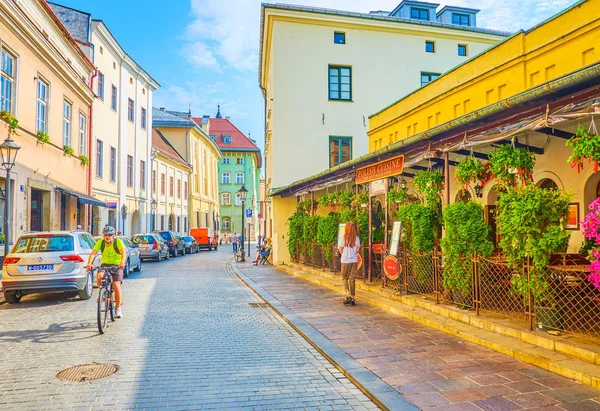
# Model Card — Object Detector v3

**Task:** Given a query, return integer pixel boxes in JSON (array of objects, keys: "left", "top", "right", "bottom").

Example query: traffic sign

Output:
[
  {"left": 246, "top": 209, "right": 253, "bottom": 218},
  {"left": 257, "top": 213, "right": 262, "bottom": 219}
]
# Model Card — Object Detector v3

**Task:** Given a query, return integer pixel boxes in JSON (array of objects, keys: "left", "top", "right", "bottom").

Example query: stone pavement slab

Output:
[
  {"left": 237, "top": 262, "right": 600, "bottom": 410},
  {"left": 0, "top": 248, "right": 377, "bottom": 410}
]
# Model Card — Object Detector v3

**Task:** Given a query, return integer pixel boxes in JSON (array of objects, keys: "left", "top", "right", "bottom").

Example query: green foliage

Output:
[
  {"left": 317, "top": 213, "right": 340, "bottom": 263},
  {"left": 0, "top": 233, "right": 5, "bottom": 244},
  {"left": 496, "top": 186, "right": 571, "bottom": 303},
  {"left": 357, "top": 210, "right": 369, "bottom": 247},
  {"left": 287, "top": 212, "right": 308, "bottom": 258},
  {"left": 0, "top": 111, "right": 18, "bottom": 134},
  {"left": 79, "top": 154, "right": 90, "bottom": 166},
  {"left": 566, "top": 124, "right": 600, "bottom": 173},
  {"left": 296, "top": 199, "right": 317, "bottom": 214},
  {"left": 441, "top": 201, "right": 493, "bottom": 295},
  {"left": 337, "top": 191, "right": 354, "bottom": 208},
  {"left": 354, "top": 191, "right": 368, "bottom": 207},
  {"left": 387, "top": 187, "right": 411, "bottom": 204},
  {"left": 414, "top": 169, "right": 443, "bottom": 209},
  {"left": 396, "top": 203, "right": 435, "bottom": 253},
  {"left": 36, "top": 130, "right": 50, "bottom": 144},
  {"left": 488, "top": 144, "right": 535, "bottom": 188},
  {"left": 303, "top": 215, "right": 321, "bottom": 257},
  {"left": 454, "top": 155, "right": 486, "bottom": 189},
  {"left": 63, "top": 145, "right": 74, "bottom": 155}
]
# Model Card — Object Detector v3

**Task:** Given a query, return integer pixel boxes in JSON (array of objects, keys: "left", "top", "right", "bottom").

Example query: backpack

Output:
[{"left": 100, "top": 239, "right": 121, "bottom": 253}]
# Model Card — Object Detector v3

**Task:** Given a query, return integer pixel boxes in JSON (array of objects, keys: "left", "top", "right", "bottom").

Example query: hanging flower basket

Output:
[
  {"left": 488, "top": 144, "right": 535, "bottom": 188},
  {"left": 455, "top": 154, "right": 486, "bottom": 189},
  {"left": 566, "top": 122, "right": 600, "bottom": 174}
]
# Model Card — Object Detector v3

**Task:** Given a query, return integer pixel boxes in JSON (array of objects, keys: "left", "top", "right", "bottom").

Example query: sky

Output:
[{"left": 56, "top": 0, "right": 577, "bottom": 157}]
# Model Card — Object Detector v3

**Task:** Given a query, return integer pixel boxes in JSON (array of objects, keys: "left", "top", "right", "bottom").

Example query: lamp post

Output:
[
  {"left": 237, "top": 185, "right": 248, "bottom": 261},
  {"left": 120, "top": 204, "right": 127, "bottom": 236},
  {"left": 1, "top": 134, "right": 21, "bottom": 258},
  {"left": 151, "top": 199, "right": 157, "bottom": 231}
]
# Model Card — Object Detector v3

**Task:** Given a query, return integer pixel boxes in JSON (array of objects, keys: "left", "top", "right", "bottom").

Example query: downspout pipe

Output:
[
  {"left": 87, "top": 67, "right": 98, "bottom": 230},
  {"left": 260, "top": 84, "right": 268, "bottom": 237}
]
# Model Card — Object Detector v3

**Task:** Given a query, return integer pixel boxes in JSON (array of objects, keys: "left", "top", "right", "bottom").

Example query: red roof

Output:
[{"left": 192, "top": 117, "right": 260, "bottom": 151}]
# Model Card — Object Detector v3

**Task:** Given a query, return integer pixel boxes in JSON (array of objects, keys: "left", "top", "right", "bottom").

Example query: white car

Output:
[{"left": 1, "top": 231, "right": 102, "bottom": 304}]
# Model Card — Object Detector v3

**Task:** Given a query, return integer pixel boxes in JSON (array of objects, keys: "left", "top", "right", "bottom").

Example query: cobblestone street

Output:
[{"left": 0, "top": 248, "right": 377, "bottom": 410}]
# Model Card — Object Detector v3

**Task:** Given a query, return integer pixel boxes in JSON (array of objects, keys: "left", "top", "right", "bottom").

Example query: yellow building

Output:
[
  {"left": 0, "top": 0, "right": 96, "bottom": 244},
  {"left": 151, "top": 129, "right": 191, "bottom": 234},
  {"left": 153, "top": 108, "right": 220, "bottom": 231},
  {"left": 259, "top": 1, "right": 509, "bottom": 236}
]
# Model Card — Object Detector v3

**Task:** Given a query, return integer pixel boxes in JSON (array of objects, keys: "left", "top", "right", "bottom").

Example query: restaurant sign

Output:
[{"left": 356, "top": 155, "right": 404, "bottom": 184}]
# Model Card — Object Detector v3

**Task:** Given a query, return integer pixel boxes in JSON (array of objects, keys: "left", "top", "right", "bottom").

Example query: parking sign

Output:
[{"left": 246, "top": 209, "right": 253, "bottom": 218}]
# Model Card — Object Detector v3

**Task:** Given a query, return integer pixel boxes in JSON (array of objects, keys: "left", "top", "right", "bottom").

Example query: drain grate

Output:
[
  {"left": 56, "top": 362, "right": 120, "bottom": 382},
  {"left": 248, "top": 302, "right": 268, "bottom": 308}
]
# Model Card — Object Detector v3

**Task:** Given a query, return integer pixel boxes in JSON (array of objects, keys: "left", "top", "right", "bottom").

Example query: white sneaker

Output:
[{"left": 115, "top": 308, "right": 122, "bottom": 319}]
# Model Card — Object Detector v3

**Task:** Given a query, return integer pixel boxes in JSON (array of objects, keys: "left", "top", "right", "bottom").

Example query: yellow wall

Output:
[
  {"left": 368, "top": 0, "right": 600, "bottom": 147},
  {"left": 272, "top": 195, "right": 296, "bottom": 265}
]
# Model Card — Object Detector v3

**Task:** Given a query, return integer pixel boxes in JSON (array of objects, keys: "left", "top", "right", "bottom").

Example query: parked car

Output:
[
  {"left": 182, "top": 236, "right": 200, "bottom": 254},
  {"left": 153, "top": 231, "right": 185, "bottom": 257},
  {"left": 93, "top": 236, "right": 142, "bottom": 277},
  {"left": 1, "top": 231, "right": 101, "bottom": 304},
  {"left": 189, "top": 227, "right": 218, "bottom": 251},
  {"left": 132, "top": 233, "right": 170, "bottom": 262}
]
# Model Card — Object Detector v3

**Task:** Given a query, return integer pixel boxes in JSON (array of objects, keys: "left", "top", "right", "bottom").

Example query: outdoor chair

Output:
[{"left": 258, "top": 252, "right": 272, "bottom": 266}]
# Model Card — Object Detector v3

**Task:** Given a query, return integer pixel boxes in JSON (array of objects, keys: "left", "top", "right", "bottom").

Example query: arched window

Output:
[
  {"left": 539, "top": 178, "right": 558, "bottom": 190},
  {"left": 222, "top": 172, "right": 230, "bottom": 184},
  {"left": 221, "top": 193, "right": 231, "bottom": 206},
  {"left": 235, "top": 193, "right": 243, "bottom": 206},
  {"left": 236, "top": 172, "right": 244, "bottom": 185},
  {"left": 222, "top": 217, "right": 231, "bottom": 232},
  {"left": 455, "top": 189, "right": 471, "bottom": 203}
]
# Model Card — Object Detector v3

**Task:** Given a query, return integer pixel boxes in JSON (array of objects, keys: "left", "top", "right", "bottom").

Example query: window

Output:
[
  {"left": 222, "top": 217, "right": 231, "bottom": 231},
  {"left": 62, "top": 101, "right": 72, "bottom": 147},
  {"left": 184, "top": 181, "right": 188, "bottom": 198},
  {"left": 223, "top": 135, "right": 232, "bottom": 144},
  {"left": 141, "top": 107, "right": 147, "bottom": 129},
  {"left": 237, "top": 157, "right": 244, "bottom": 165},
  {"left": 452, "top": 13, "right": 470, "bottom": 26},
  {"left": 177, "top": 216, "right": 181, "bottom": 233},
  {"left": 177, "top": 179, "right": 181, "bottom": 198},
  {"left": 222, "top": 193, "right": 231, "bottom": 206},
  {"left": 421, "top": 72, "right": 441, "bottom": 86},
  {"left": 328, "top": 65, "right": 351, "bottom": 101},
  {"left": 160, "top": 215, "right": 165, "bottom": 230},
  {"left": 96, "top": 139, "right": 103, "bottom": 178},
  {"left": 36, "top": 79, "right": 49, "bottom": 133},
  {"left": 411, "top": 7, "right": 429, "bottom": 20},
  {"left": 235, "top": 193, "right": 243, "bottom": 206},
  {"left": 169, "top": 176, "right": 174, "bottom": 196},
  {"left": 110, "top": 147, "right": 117, "bottom": 182},
  {"left": 223, "top": 158, "right": 230, "bottom": 164},
  {"left": 222, "top": 172, "right": 231, "bottom": 184},
  {"left": 140, "top": 160, "right": 146, "bottom": 190},
  {"left": 236, "top": 172, "right": 244, "bottom": 185},
  {"left": 458, "top": 44, "right": 468, "bottom": 57},
  {"left": 425, "top": 41, "right": 435, "bottom": 53},
  {"left": 128, "top": 98, "right": 134, "bottom": 122},
  {"left": 209, "top": 134, "right": 216, "bottom": 141},
  {"left": 127, "top": 155, "right": 133, "bottom": 187},
  {"left": 334, "top": 32, "right": 345, "bottom": 44},
  {"left": 329, "top": 136, "right": 352, "bottom": 168},
  {"left": 1, "top": 49, "right": 16, "bottom": 113},
  {"left": 111, "top": 85, "right": 117, "bottom": 111},
  {"left": 97, "top": 72, "right": 104, "bottom": 100},
  {"left": 78, "top": 113, "right": 87, "bottom": 155},
  {"left": 160, "top": 173, "right": 166, "bottom": 195}
]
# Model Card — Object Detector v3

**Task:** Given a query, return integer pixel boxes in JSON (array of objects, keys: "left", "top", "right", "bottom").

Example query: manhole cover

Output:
[
  {"left": 56, "top": 362, "right": 120, "bottom": 382},
  {"left": 248, "top": 302, "right": 268, "bottom": 308}
]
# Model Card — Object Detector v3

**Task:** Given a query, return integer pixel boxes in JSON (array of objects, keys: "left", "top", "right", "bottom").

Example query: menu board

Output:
[
  {"left": 337, "top": 223, "right": 347, "bottom": 247},
  {"left": 389, "top": 221, "right": 402, "bottom": 256}
]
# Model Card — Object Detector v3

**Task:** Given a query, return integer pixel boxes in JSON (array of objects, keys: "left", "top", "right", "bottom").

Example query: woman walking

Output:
[{"left": 338, "top": 222, "right": 360, "bottom": 305}]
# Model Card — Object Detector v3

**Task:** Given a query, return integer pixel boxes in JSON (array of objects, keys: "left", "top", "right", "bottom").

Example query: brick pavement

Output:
[
  {"left": 0, "top": 248, "right": 377, "bottom": 410},
  {"left": 239, "top": 263, "right": 600, "bottom": 411}
]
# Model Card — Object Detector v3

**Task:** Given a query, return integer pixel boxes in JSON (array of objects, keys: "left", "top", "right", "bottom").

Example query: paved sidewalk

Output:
[{"left": 239, "top": 263, "right": 600, "bottom": 411}]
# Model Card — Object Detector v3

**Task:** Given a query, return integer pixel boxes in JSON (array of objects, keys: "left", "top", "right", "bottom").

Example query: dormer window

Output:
[
  {"left": 410, "top": 8, "right": 429, "bottom": 20},
  {"left": 452, "top": 13, "right": 470, "bottom": 26},
  {"left": 209, "top": 134, "right": 216, "bottom": 141},
  {"left": 223, "top": 135, "right": 232, "bottom": 144}
]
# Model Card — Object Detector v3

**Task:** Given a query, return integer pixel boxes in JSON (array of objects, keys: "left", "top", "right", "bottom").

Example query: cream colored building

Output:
[
  {"left": 151, "top": 129, "right": 190, "bottom": 234},
  {"left": 153, "top": 108, "right": 220, "bottom": 231},
  {"left": 49, "top": 4, "right": 160, "bottom": 236},
  {"left": 259, "top": 1, "right": 509, "bottom": 234},
  {"left": 0, "top": 0, "right": 96, "bottom": 243}
]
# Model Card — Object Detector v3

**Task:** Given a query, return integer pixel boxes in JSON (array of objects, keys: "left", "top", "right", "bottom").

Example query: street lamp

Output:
[
  {"left": 120, "top": 204, "right": 127, "bottom": 236},
  {"left": 151, "top": 199, "right": 157, "bottom": 231},
  {"left": 237, "top": 185, "right": 248, "bottom": 261},
  {"left": 400, "top": 177, "right": 407, "bottom": 191},
  {"left": 1, "top": 134, "right": 21, "bottom": 257}
]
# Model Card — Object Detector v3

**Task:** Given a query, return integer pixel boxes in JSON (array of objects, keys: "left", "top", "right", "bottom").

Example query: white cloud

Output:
[{"left": 182, "top": 42, "right": 221, "bottom": 71}]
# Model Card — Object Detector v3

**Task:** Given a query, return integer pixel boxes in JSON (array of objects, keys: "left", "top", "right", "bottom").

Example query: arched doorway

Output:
[{"left": 131, "top": 210, "right": 141, "bottom": 235}]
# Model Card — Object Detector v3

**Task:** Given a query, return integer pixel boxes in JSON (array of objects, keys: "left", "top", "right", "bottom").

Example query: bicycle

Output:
[
  {"left": 234, "top": 247, "right": 245, "bottom": 262},
  {"left": 94, "top": 265, "right": 119, "bottom": 334}
]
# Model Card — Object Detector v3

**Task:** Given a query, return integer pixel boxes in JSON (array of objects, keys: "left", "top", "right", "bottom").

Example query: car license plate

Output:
[{"left": 27, "top": 264, "right": 54, "bottom": 271}]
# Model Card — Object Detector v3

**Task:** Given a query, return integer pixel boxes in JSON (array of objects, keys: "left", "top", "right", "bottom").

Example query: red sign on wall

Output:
[
  {"left": 356, "top": 155, "right": 404, "bottom": 184},
  {"left": 383, "top": 255, "right": 400, "bottom": 281}
]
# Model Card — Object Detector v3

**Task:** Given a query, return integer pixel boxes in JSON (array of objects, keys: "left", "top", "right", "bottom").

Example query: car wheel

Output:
[
  {"left": 134, "top": 258, "right": 141, "bottom": 272},
  {"left": 156, "top": 252, "right": 162, "bottom": 262},
  {"left": 4, "top": 291, "right": 22, "bottom": 304},
  {"left": 172, "top": 248, "right": 177, "bottom": 258},
  {"left": 124, "top": 260, "right": 130, "bottom": 278},
  {"left": 78, "top": 272, "right": 93, "bottom": 300}
]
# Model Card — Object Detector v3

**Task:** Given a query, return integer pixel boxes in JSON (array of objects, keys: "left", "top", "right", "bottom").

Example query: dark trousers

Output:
[{"left": 233, "top": 243, "right": 238, "bottom": 253}]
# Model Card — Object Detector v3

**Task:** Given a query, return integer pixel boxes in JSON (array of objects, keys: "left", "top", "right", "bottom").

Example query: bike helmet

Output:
[{"left": 102, "top": 226, "right": 116, "bottom": 236}]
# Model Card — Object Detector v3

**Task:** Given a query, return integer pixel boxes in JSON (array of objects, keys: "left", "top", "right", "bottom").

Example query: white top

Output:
[{"left": 340, "top": 236, "right": 360, "bottom": 264}]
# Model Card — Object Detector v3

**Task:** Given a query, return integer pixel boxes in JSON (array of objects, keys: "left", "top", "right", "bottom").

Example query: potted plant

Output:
[
  {"left": 287, "top": 211, "right": 308, "bottom": 259},
  {"left": 396, "top": 203, "right": 436, "bottom": 285},
  {"left": 0, "top": 110, "right": 19, "bottom": 134},
  {"left": 37, "top": 130, "right": 50, "bottom": 144},
  {"left": 79, "top": 154, "right": 90, "bottom": 166},
  {"left": 455, "top": 155, "right": 486, "bottom": 190},
  {"left": 317, "top": 212, "right": 340, "bottom": 265},
  {"left": 441, "top": 201, "right": 493, "bottom": 308},
  {"left": 488, "top": 144, "right": 535, "bottom": 188},
  {"left": 414, "top": 169, "right": 443, "bottom": 238},
  {"left": 303, "top": 215, "right": 321, "bottom": 260},
  {"left": 63, "top": 145, "right": 74, "bottom": 155},
  {"left": 566, "top": 124, "right": 600, "bottom": 174}
]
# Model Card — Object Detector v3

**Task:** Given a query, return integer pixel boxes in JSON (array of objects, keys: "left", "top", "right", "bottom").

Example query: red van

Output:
[{"left": 189, "top": 227, "right": 218, "bottom": 251}]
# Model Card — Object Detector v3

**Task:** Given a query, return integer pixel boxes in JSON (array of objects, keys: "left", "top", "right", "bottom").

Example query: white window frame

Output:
[
  {"left": 222, "top": 172, "right": 230, "bottom": 184},
  {"left": 140, "top": 160, "right": 146, "bottom": 190},
  {"left": 128, "top": 98, "right": 135, "bottom": 122},
  {"left": 97, "top": 72, "right": 104, "bottom": 100},
  {"left": 235, "top": 193, "right": 243, "bottom": 206},
  {"left": 111, "top": 85, "right": 117, "bottom": 111},
  {"left": 222, "top": 193, "right": 231, "bottom": 206},
  {"left": 141, "top": 107, "right": 147, "bottom": 129},
  {"left": 36, "top": 78, "right": 49, "bottom": 133},
  {"left": 96, "top": 139, "right": 103, "bottom": 178},
  {"left": 78, "top": 112, "right": 87, "bottom": 155},
  {"left": 127, "top": 155, "right": 133, "bottom": 187},
  {"left": 1, "top": 48, "right": 16, "bottom": 114},
  {"left": 109, "top": 146, "right": 117, "bottom": 182},
  {"left": 62, "top": 100, "right": 72, "bottom": 147},
  {"left": 235, "top": 172, "right": 244, "bottom": 185},
  {"left": 222, "top": 217, "right": 231, "bottom": 232}
]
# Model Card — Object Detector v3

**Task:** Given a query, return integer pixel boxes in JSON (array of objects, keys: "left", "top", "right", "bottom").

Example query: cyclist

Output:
[{"left": 85, "top": 226, "right": 127, "bottom": 318}]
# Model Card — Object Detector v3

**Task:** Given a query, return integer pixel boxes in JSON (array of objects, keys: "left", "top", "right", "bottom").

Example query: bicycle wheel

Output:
[
  {"left": 97, "top": 287, "right": 110, "bottom": 334},
  {"left": 109, "top": 287, "right": 116, "bottom": 322}
]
